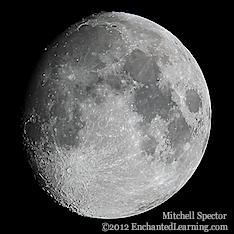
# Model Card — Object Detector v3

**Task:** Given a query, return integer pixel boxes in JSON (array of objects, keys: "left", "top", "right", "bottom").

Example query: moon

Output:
[{"left": 22, "top": 12, "right": 211, "bottom": 219}]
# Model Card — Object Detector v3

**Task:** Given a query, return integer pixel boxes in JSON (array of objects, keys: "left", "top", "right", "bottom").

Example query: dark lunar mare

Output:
[
  {"left": 185, "top": 89, "right": 202, "bottom": 113},
  {"left": 23, "top": 24, "right": 129, "bottom": 150},
  {"left": 123, "top": 48, "right": 192, "bottom": 161}
]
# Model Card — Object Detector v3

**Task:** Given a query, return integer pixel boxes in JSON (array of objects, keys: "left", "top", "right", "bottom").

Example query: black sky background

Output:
[{"left": 10, "top": 3, "right": 228, "bottom": 232}]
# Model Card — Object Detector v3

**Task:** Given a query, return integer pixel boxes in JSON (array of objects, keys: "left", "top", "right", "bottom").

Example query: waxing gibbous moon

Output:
[{"left": 22, "top": 12, "right": 211, "bottom": 219}]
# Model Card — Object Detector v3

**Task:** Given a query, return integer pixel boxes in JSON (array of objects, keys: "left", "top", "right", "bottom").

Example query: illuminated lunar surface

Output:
[{"left": 22, "top": 12, "right": 211, "bottom": 219}]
